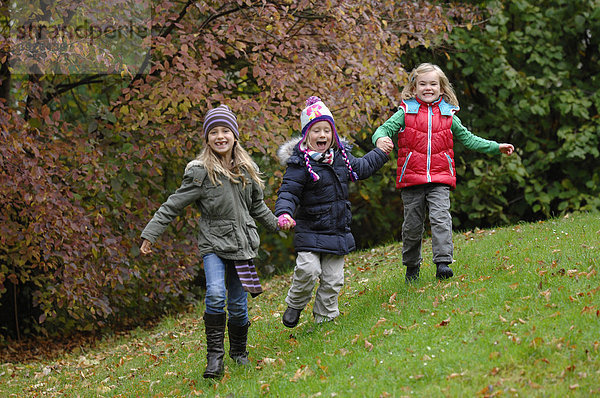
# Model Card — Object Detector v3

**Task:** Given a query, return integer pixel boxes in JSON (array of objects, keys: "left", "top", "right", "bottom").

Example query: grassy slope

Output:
[{"left": 1, "top": 213, "right": 599, "bottom": 397}]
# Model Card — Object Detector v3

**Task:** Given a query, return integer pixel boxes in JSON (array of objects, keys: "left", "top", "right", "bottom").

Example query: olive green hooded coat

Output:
[{"left": 141, "top": 159, "right": 278, "bottom": 260}]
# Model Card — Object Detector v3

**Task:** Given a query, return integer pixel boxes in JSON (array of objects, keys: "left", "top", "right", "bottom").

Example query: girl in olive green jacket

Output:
[{"left": 140, "top": 105, "right": 277, "bottom": 379}]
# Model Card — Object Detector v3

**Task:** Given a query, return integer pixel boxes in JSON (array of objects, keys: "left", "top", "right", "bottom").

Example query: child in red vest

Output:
[{"left": 372, "top": 63, "right": 514, "bottom": 282}]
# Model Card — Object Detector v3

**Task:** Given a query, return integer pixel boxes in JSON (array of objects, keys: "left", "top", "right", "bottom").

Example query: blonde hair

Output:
[
  {"left": 401, "top": 63, "right": 459, "bottom": 107},
  {"left": 198, "top": 141, "right": 265, "bottom": 189}
]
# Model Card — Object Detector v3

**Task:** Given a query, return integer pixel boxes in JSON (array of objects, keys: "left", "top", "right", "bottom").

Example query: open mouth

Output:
[{"left": 315, "top": 140, "right": 329, "bottom": 151}]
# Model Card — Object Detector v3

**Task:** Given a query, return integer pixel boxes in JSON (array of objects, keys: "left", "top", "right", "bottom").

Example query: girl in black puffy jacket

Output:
[{"left": 275, "top": 96, "right": 390, "bottom": 328}]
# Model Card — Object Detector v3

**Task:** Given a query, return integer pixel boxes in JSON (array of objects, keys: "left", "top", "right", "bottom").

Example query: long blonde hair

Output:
[
  {"left": 198, "top": 141, "right": 265, "bottom": 189},
  {"left": 401, "top": 63, "right": 459, "bottom": 107}
]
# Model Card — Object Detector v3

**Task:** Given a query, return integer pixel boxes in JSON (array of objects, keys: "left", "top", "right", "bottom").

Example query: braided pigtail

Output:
[{"left": 340, "top": 147, "right": 358, "bottom": 181}]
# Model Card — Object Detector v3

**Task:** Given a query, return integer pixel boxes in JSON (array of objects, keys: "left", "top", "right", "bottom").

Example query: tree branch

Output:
[{"left": 41, "top": 75, "right": 104, "bottom": 105}]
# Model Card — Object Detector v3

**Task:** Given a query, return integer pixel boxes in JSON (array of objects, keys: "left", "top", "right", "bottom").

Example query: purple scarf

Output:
[{"left": 234, "top": 259, "right": 263, "bottom": 297}]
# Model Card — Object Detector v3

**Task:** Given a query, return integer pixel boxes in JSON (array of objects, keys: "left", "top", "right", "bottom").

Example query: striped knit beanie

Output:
[
  {"left": 299, "top": 96, "right": 358, "bottom": 182},
  {"left": 202, "top": 104, "right": 239, "bottom": 139}
]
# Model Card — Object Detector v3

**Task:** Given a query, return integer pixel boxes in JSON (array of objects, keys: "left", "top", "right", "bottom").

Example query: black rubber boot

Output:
[
  {"left": 436, "top": 263, "right": 454, "bottom": 279},
  {"left": 282, "top": 306, "right": 302, "bottom": 328},
  {"left": 405, "top": 265, "right": 420, "bottom": 283},
  {"left": 203, "top": 312, "right": 226, "bottom": 379},
  {"left": 228, "top": 321, "right": 250, "bottom": 365}
]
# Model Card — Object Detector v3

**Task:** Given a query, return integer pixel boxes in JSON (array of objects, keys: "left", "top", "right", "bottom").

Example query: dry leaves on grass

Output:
[{"left": 290, "top": 365, "right": 315, "bottom": 382}]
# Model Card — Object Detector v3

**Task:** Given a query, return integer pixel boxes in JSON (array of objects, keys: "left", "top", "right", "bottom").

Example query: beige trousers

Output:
[{"left": 285, "top": 251, "right": 345, "bottom": 322}]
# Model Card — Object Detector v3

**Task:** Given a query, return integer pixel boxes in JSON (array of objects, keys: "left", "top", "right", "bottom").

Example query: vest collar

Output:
[{"left": 402, "top": 97, "right": 459, "bottom": 116}]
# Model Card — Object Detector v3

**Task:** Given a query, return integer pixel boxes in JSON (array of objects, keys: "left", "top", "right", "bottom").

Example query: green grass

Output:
[{"left": 1, "top": 213, "right": 599, "bottom": 397}]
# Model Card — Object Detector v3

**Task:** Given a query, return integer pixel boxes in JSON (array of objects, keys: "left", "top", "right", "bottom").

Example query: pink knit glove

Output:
[{"left": 278, "top": 214, "right": 296, "bottom": 230}]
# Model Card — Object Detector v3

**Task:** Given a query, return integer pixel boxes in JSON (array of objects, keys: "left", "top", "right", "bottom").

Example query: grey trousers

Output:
[
  {"left": 401, "top": 184, "right": 454, "bottom": 268},
  {"left": 285, "top": 251, "right": 345, "bottom": 322}
]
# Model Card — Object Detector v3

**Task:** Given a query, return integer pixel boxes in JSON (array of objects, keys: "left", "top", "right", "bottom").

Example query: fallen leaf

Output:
[
  {"left": 581, "top": 306, "right": 596, "bottom": 314},
  {"left": 371, "top": 318, "right": 387, "bottom": 330},
  {"left": 509, "top": 283, "right": 519, "bottom": 290},
  {"left": 548, "top": 311, "right": 561, "bottom": 318},
  {"left": 336, "top": 348, "right": 350, "bottom": 356},
  {"left": 530, "top": 337, "right": 544, "bottom": 348},
  {"left": 388, "top": 293, "right": 397, "bottom": 304},
  {"left": 364, "top": 340, "right": 374, "bottom": 351},
  {"left": 317, "top": 359, "right": 328, "bottom": 374},
  {"left": 539, "top": 289, "right": 551, "bottom": 301},
  {"left": 436, "top": 317, "right": 451, "bottom": 327},
  {"left": 290, "top": 365, "right": 314, "bottom": 382},
  {"left": 528, "top": 380, "right": 542, "bottom": 389},
  {"left": 447, "top": 371, "right": 465, "bottom": 379},
  {"left": 565, "top": 364, "right": 576, "bottom": 372}
]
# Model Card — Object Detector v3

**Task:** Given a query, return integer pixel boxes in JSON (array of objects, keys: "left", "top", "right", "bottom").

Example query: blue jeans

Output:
[{"left": 203, "top": 253, "right": 248, "bottom": 326}]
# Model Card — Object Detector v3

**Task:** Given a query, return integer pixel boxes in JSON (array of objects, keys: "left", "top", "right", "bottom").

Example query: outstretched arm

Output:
[{"left": 372, "top": 108, "right": 404, "bottom": 147}]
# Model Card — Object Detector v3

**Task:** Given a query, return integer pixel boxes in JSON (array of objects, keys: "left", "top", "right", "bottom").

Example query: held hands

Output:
[
  {"left": 499, "top": 143, "right": 515, "bottom": 156},
  {"left": 140, "top": 239, "right": 152, "bottom": 255},
  {"left": 278, "top": 214, "right": 296, "bottom": 230},
  {"left": 376, "top": 137, "right": 394, "bottom": 155}
]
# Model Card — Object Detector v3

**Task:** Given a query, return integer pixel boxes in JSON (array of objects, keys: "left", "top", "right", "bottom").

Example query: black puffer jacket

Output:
[{"left": 275, "top": 137, "right": 388, "bottom": 255}]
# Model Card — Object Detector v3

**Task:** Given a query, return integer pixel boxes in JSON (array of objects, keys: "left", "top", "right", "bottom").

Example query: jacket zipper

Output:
[
  {"left": 445, "top": 153, "right": 454, "bottom": 176},
  {"left": 399, "top": 152, "right": 412, "bottom": 183},
  {"left": 427, "top": 105, "right": 432, "bottom": 183}
]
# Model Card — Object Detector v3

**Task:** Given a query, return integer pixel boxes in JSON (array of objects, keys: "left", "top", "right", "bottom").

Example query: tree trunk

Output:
[{"left": 0, "top": 0, "right": 10, "bottom": 103}]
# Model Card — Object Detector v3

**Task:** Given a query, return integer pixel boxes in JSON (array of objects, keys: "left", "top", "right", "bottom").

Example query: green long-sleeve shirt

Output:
[{"left": 372, "top": 108, "right": 500, "bottom": 155}]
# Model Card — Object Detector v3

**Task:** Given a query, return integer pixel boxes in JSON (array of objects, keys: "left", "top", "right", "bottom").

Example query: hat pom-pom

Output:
[{"left": 305, "top": 96, "right": 321, "bottom": 107}]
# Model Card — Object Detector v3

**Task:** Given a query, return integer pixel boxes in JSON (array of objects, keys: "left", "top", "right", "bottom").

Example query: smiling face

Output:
[
  {"left": 206, "top": 125, "right": 236, "bottom": 160},
  {"left": 414, "top": 70, "right": 443, "bottom": 104},
  {"left": 306, "top": 120, "right": 333, "bottom": 153}
]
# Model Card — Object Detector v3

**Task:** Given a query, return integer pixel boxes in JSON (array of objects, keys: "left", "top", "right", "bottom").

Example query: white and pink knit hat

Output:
[{"left": 299, "top": 96, "right": 358, "bottom": 182}]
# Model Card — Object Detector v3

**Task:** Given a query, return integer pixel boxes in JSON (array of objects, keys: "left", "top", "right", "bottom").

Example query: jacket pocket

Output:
[
  {"left": 399, "top": 152, "right": 412, "bottom": 183},
  {"left": 303, "top": 204, "right": 332, "bottom": 231},
  {"left": 444, "top": 153, "right": 454, "bottom": 177},
  {"left": 245, "top": 220, "right": 260, "bottom": 251},
  {"left": 209, "top": 221, "right": 238, "bottom": 253}
]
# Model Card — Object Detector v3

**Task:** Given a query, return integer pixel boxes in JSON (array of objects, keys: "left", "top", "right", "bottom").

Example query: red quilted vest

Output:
[{"left": 396, "top": 97, "right": 459, "bottom": 189}]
